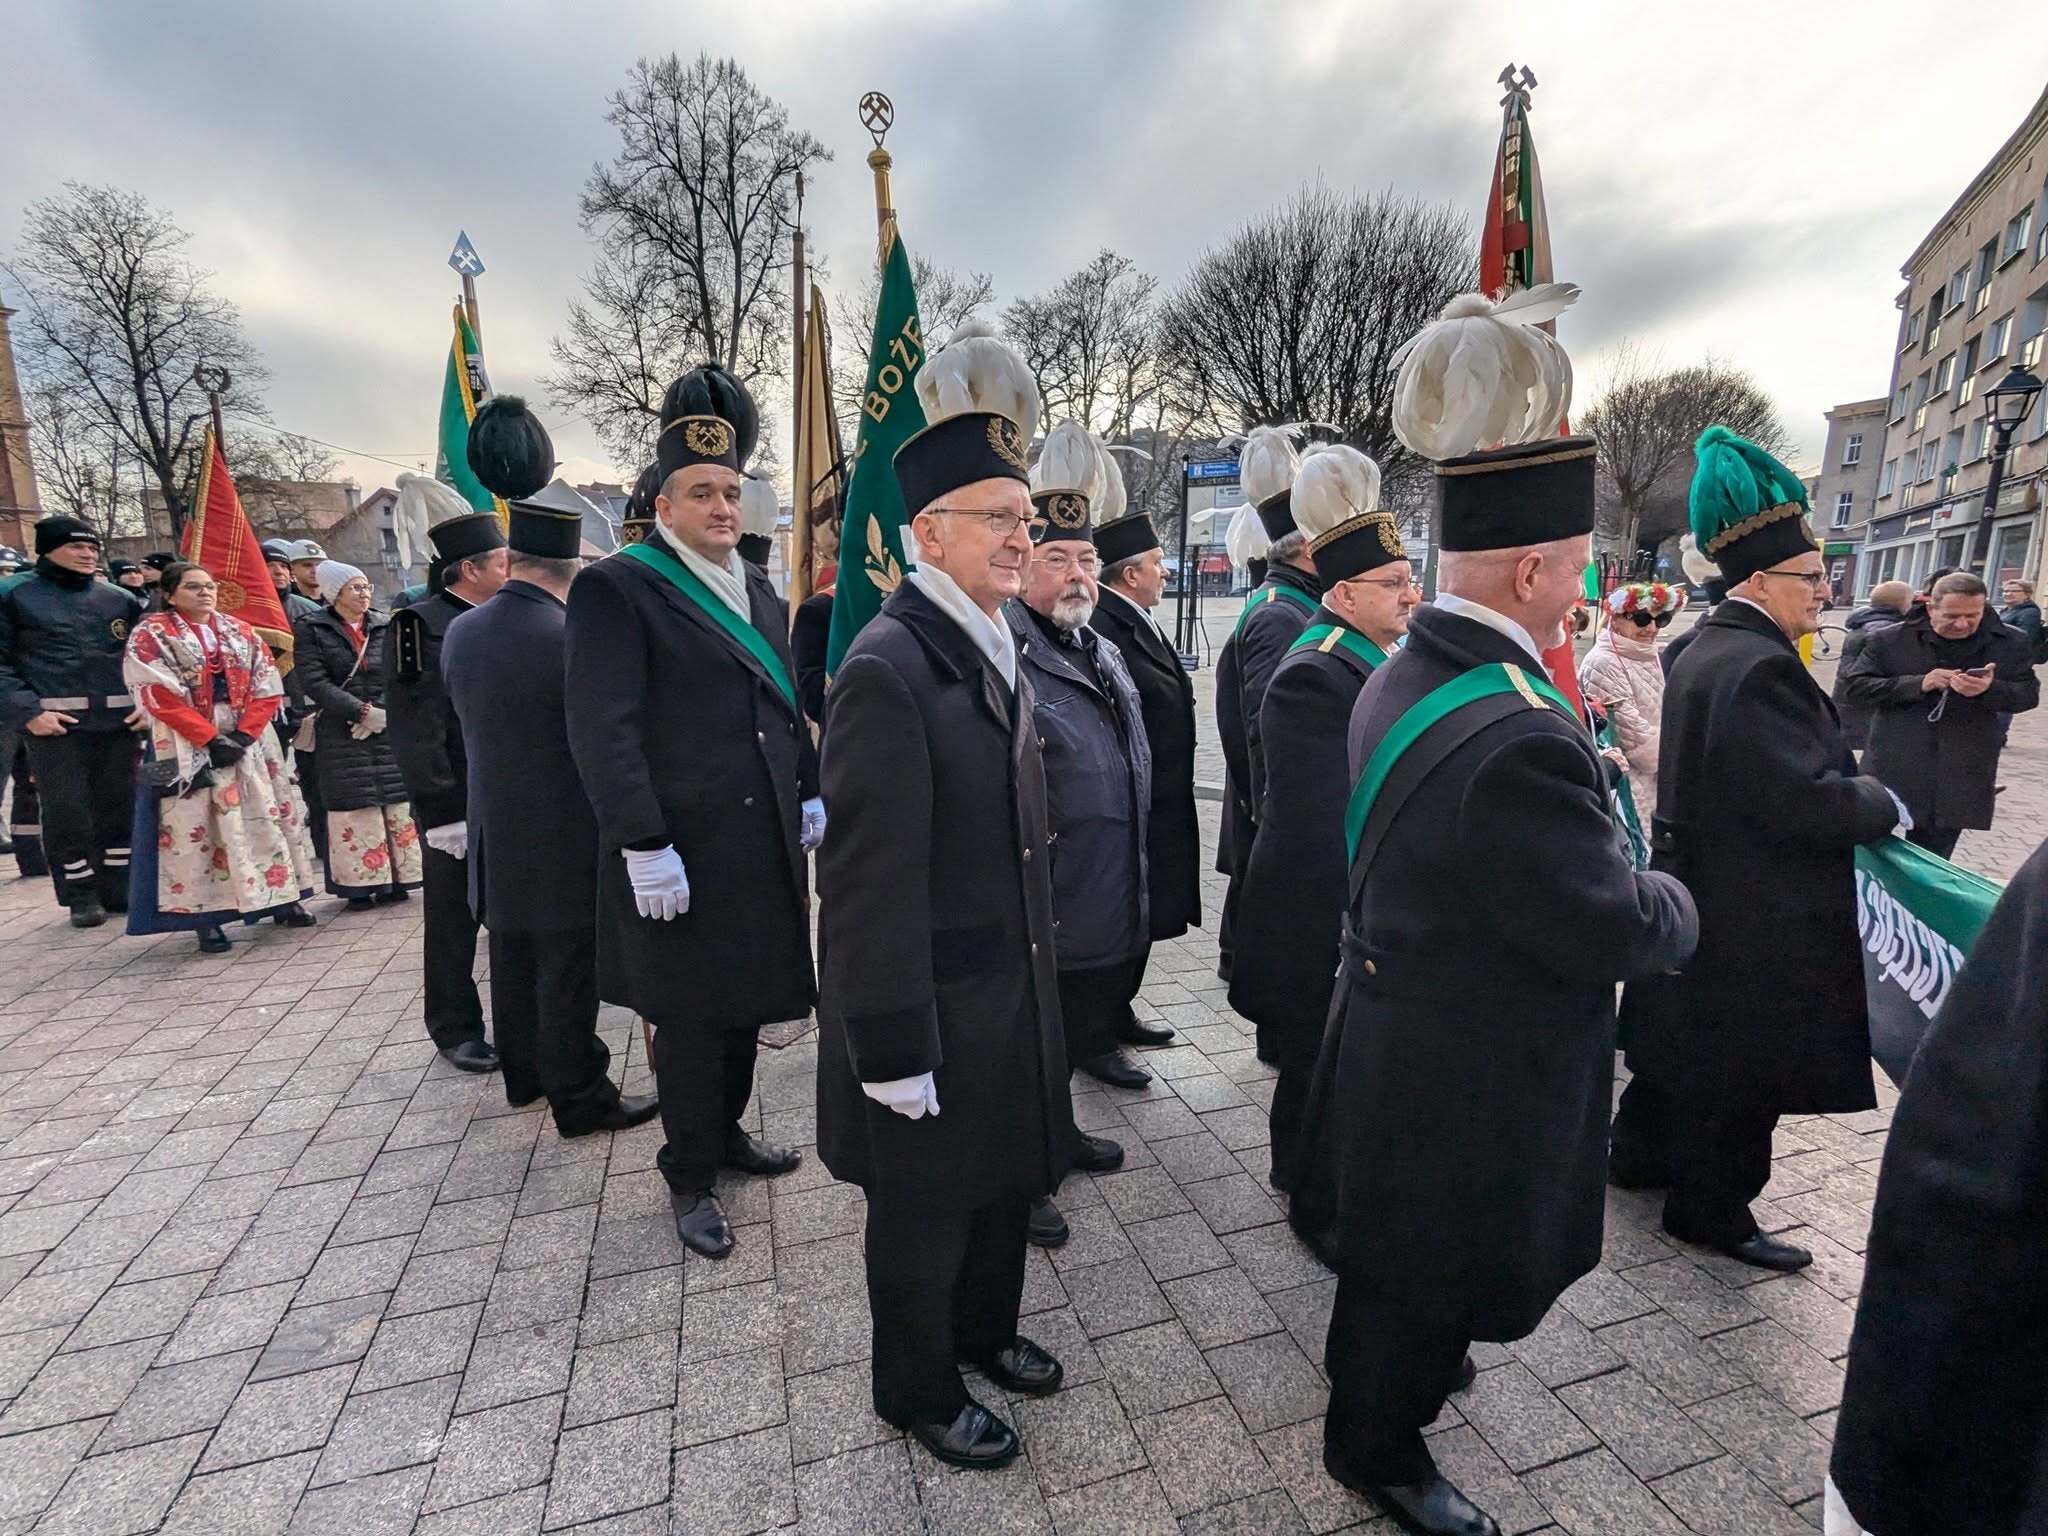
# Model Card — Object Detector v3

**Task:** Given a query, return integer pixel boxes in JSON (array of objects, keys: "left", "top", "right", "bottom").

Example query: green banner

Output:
[
  {"left": 436, "top": 304, "right": 504, "bottom": 521},
  {"left": 825, "top": 232, "right": 927, "bottom": 673},
  {"left": 1855, "top": 837, "right": 2001, "bottom": 1085}
]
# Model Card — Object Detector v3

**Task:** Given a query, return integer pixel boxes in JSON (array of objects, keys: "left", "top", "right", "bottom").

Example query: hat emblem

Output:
[
  {"left": 987, "top": 416, "right": 1027, "bottom": 472},
  {"left": 1373, "top": 515, "right": 1402, "bottom": 556},
  {"left": 1045, "top": 492, "right": 1089, "bottom": 531},
  {"left": 683, "top": 419, "right": 733, "bottom": 459}
]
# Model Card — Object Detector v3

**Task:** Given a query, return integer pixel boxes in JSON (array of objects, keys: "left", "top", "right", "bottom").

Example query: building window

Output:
[
  {"left": 1903, "top": 308, "right": 1924, "bottom": 350},
  {"left": 1987, "top": 312, "right": 2014, "bottom": 362},
  {"left": 1917, "top": 441, "right": 1941, "bottom": 482},
  {"left": 1832, "top": 491, "right": 1853, "bottom": 528},
  {"left": 2004, "top": 205, "right": 2034, "bottom": 263},
  {"left": 1842, "top": 432, "right": 1863, "bottom": 466},
  {"left": 1878, "top": 457, "right": 1899, "bottom": 496},
  {"left": 1970, "top": 415, "right": 1992, "bottom": 460},
  {"left": 1937, "top": 533, "right": 1968, "bottom": 571},
  {"left": 1933, "top": 352, "right": 1956, "bottom": 397},
  {"left": 1911, "top": 370, "right": 1932, "bottom": 431},
  {"left": 1958, "top": 336, "right": 1981, "bottom": 406},
  {"left": 1891, "top": 383, "right": 1911, "bottom": 421},
  {"left": 1973, "top": 241, "right": 1996, "bottom": 314},
  {"left": 1947, "top": 265, "right": 1970, "bottom": 311}
]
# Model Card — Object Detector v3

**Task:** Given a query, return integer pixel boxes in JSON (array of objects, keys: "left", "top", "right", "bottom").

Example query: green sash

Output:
[
  {"left": 619, "top": 541, "right": 799, "bottom": 716},
  {"left": 1343, "top": 662, "right": 1577, "bottom": 862},
  {"left": 1231, "top": 582, "right": 1316, "bottom": 638},
  {"left": 1288, "top": 622, "right": 1387, "bottom": 670}
]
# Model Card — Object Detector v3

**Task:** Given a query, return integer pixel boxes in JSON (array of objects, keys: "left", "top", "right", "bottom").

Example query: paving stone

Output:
[
  {"left": 0, "top": 1322, "right": 66, "bottom": 1398},
  {"left": 1147, "top": 1131, "right": 1243, "bottom": 1185},
  {"left": 1176, "top": 1488, "right": 1310, "bottom": 1535},
  {"left": 1136, "top": 1395, "right": 1278, "bottom": 1517},
  {"left": 37, "top": 1208, "right": 170, "bottom": 1271},
  {"left": 674, "top": 1340, "right": 781, "bottom": 1445},
  {"left": 1218, "top": 1223, "right": 1327, "bottom": 1294},
  {"left": 124, "top": 1213, "right": 251, "bottom": 1281},
  {"left": 209, "top": 1225, "right": 328, "bottom": 1293},
  {"left": 455, "top": 1316, "right": 579, "bottom": 1412},
  {"left": 481, "top": 1254, "right": 586, "bottom": 1335},
  {"left": 785, "top": 1359, "right": 901, "bottom": 1466},
  {"left": 1746, "top": 1274, "right": 1857, "bottom": 1359},
  {"left": 1456, "top": 1361, "right": 1600, "bottom": 1473},
  {"left": 96, "top": 1345, "right": 257, "bottom": 1451},
  {"left": 356, "top": 1300, "right": 484, "bottom": 1391},
  {"left": 389, "top": 1239, "right": 502, "bottom": 1316},
  {"left": 297, "top": 1231, "right": 415, "bottom": 1305},
  {"left": 1685, "top": 1384, "right": 1832, "bottom": 1504},
  {"left": 914, "top": 1443, "right": 1054, "bottom": 1535},
  {"left": 287, "top": 1462, "right": 433, "bottom": 1535},
  {"left": 1650, "top": 1453, "right": 1817, "bottom": 1536},
  {"left": 1626, "top": 1259, "right": 1766, "bottom": 1337},
  {"left": 678, "top": 1277, "right": 780, "bottom": 1363},
  {"left": 412, "top": 1487, "right": 546, "bottom": 1536},
  {"left": 505, "top": 1202, "right": 601, "bottom": 1269},
  {"left": 1506, "top": 1306, "right": 1625, "bottom": 1389},
  {"left": 1096, "top": 1319, "right": 1222, "bottom": 1419},
  {"left": 1556, "top": 1366, "right": 1720, "bottom": 1480},
  {"left": 0, "top": 1418, "right": 105, "bottom": 1522},
  {"left": 0, "top": 1334, "right": 159, "bottom": 1433},
  {"left": 1046, "top": 1199, "right": 1140, "bottom": 1273},
  {"left": 669, "top": 1422, "right": 796, "bottom": 1534},
  {"left": 1597, "top": 1309, "right": 1755, "bottom": 1407},
  {"left": 1706, "top": 1320, "right": 1846, "bottom": 1418},
  {"left": 1161, "top": 1266, "right": 1283, "bottom": 1351},
  {"left": 156, "top": 1447, "right": 319, "bottom": 1536},
  {"left": 313, "top": 1371, "right": 460, "bottom": 1484},
  {"left": 542, "top": 1406, "right": 671, "bottom": 1530},
  {"left": 1204, "top": 1330, "right": 1328, "bottom": 1433},
  {"left": 329, "top": 1184, "right": 438, "bottom": 1247},
  {"left": 425, "top": 1391, "right": 564, "bottom": 1511},
  {"left": 1556, "top": 1265, "right": 1660, "bottom": 1330},
  {"left": 252, "top": 1291, "right": 387, "bottom": 1379},
  {"left": 782, "top": 1278, "right": 872, "bottom": 1376},
  {"left": 33, "top": 1428, "right": 207, "bottom": 1536},
  {"left": 1265, "top": 1278, "right": 1336, "bottom": 1364},
  {"left": 584, "top": 1263, "right": 684, "bottom": 1346},
  {"left": 1095, "top": 1165, "right": 1195, "bottom": 1225},
  {"left": 1062, "top": 1255, "right": 1175, "bottom": 1340},
  {"left": 198, "top": 1358, "right": 358, "bottom": 1471},
  {"left": 158, "top": 1276, "right": 298, "bottom": 1363},
  {"left": 793, "top": 1439, "right": 919, "bottom": 1536},
  {"left": 1126, "top": 1211, "right": 1233, "bottom": 1284},
  {"left": 1522, "top": 1447, "right": 1692, "bottom": 1535}
]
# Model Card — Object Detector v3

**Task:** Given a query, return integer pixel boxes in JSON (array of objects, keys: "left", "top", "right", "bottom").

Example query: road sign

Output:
[{"left": 1186, "top": 459, "right": 1239, "bottom": 482}]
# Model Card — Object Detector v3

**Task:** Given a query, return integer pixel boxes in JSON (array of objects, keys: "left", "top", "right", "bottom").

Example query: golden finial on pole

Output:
[{"left": 859, "top": 91, "right": 896, "bottom": 259}]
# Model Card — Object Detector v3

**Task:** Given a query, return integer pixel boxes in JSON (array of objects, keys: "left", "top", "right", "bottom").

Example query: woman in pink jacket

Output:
[{"left": 1579, "top": 581, "right": 1686, "bottom": 823}]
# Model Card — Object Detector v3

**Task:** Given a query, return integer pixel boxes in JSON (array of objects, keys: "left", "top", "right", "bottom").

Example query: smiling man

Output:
[{"left": 564, "top": 364, "right": 818, "bottom": 1262}]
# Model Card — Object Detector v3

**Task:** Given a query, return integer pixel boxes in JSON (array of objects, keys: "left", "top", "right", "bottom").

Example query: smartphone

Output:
[{"left": 1966, "top": 664, "right": 1995, "bottom": 677}]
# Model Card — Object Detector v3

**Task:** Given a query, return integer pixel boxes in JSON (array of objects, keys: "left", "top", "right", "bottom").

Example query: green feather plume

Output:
[{"left": 1688, "top": 425, "right": 1807, "bottom": 550}]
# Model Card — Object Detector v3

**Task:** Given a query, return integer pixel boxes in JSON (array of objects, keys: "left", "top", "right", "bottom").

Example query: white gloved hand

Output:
[
  {"left": 425, "top": 821, "right": 468, "bottom": 859},
  {"left": 800, "top": 797, "right": 826, "bottom": 852},
  {"left": 621, "top": 844, "right": 690, "bottom": 920},
  {"left": 359, "top": 705, "right": 387, "bottom": 735},
  {"left": 861, "top": 1072, "right": 940, "bottom": 1120},
  {"left": 1884, "top": 788, "right": 1914, "bottom": 835}
]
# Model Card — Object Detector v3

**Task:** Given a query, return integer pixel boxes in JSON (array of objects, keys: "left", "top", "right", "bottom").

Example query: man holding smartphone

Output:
[{"left": 1842, "top": 569, "right": 2039, "bottom": 859}]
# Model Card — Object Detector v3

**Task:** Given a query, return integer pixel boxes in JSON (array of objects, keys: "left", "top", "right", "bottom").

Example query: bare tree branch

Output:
[{"left": 829, "top": 254, "right": 994, "bottom": 445}]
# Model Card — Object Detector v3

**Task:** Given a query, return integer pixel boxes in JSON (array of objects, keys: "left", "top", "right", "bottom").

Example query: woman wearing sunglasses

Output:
[{"left": 1579, "top": 581, "right": 1686, "bottom": 825}]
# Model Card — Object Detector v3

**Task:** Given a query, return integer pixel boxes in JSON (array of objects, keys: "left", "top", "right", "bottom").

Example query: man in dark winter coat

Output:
[
  {"left": 564, "top": 370, "right": 817, "bottom": 1261},
  {"left": 0, "top": 517, "right": 145, "bottom": 924},
  {"left": 386, "top": 501, "right": 507, "bottom": 1075},
  {"left": 1229, "top": 446, "right": 1415, "bottom": 1197},
  {"left": 1213, "top": 428, "right": 1320, "bottom": 995},
  {"left": 1296, "top": 294, "right": 1697, "bottom": 1536},
  {"left": 816, "top": 331, "right": 1072, "bottom": 1472},
  {"left": 1828, "top": 579, "right": 1911, "bottom": 753},
  {"left": 1626, "top": 428, "right": 1899, "bottom": 1277},
  {"left": 1842, "top": 570, "right": 2039, "bottom": 859},
  {"left": 1828, "top": 835, "right": 2048, "bottom": 1536},
  {"left": 444, "top": 469, "right": 659, "bottom": 1140}
]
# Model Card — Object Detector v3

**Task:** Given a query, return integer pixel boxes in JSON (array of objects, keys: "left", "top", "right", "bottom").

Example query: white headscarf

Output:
[{"left": 315, "top": 560, "right": 366, "bottom": 602}]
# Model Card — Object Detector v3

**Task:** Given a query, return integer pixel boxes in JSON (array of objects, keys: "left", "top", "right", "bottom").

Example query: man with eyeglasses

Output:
[{"left": 1634, "top": 427, "right": 1901, "bottom": 1274}]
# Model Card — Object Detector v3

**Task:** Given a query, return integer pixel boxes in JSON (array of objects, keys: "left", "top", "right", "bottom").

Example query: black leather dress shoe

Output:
[
  {"left": 980, "top": 1337, "right": 1063, "bottom": 1397},
  {"left": 272, "top": 902, "right": 316, "bottom": 928},
  {"left": 1321, "top": 1451, "right": 1500, "bottom": 1536},
  {"left": 723, "top": 1130, "right": 801, "bottom": 1176},
  {"left": 440, "top": 1039, "right": 499, "bottom": 1074},
  {"left": 1117, "top": 1017, "right": 1176, "bottom": 1048},
  {"left": 908, "top": 1402, "right": 1019, "bottom": 1470},
  {"left": 1714, "top": 1230, "right": 1813, "bottom": 1272},
  {"left": 1079, "top": 1050, "right": 1152, "bottom": 1090},
  {"left": 1455, "top": 1353, "right": 1477, "bottom": 1393},
  {"left": 196, "top": 926, "right": 232, "bottom": 954},
  {"left": 670, "top": 1188, "right": 733, "bottom": 1259},
  {"left": 1071, "top": 1133, "right": 1125, "bottom": 1173},
  {"left": 563, "top": 1093, "right": 661, "bottom": 1137},
  {"left": 69, "top": 897, "right": 107, "bottom": 929},
  {"left": 1027, "top": 1198, "right": 1069, "bottom": 1248},
  {"left": 371, "top": 886, "right": 410, "bottom": 904}
]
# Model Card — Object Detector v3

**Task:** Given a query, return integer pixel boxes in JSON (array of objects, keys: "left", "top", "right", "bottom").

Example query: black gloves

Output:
[{"left": 206, "top": 736, "right": 248, "bottom": 768}]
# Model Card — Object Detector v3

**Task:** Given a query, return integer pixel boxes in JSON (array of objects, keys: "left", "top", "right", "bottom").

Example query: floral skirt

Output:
[{"left": 326, "top": 802, "right": 423, "bottom": 896}]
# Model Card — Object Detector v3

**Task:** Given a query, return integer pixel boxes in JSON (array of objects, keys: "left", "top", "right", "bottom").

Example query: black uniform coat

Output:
[
  {"left": 1840, "top": 607, "right": 2039, "bottom": 831},
  {"left": 1640, "top": 600, "right": 1899, "bottom": 1116},
  {"left": 1213, "top": 563, "right": 1323, "bottom": 880},
  {"left": 1006, "top": 602, "right": 1151, "bottom": 972},
  {"left": 1295, "top": 605, "right": 1697, "bottom": 1341},
  {"left": 1090, "top": 587, "right": 1201, "bottom": 940},
  {"left": 0, "top": 566, "right": 145, "bottom": 732},
  {"left": 441, "top": 581, "right": 598, "bottom": 933},
  {"left": 792, "top": 589, "right": 833, "bottom": 733},
  {"left": 383, "top": 591, "right": 475, "bottom": 830},
  {"left": 815, "top": 581, "right": 1072, "bottom": 1212},
  {"left": 293, "top": 605, "right": 410, "bottom": 812},
  {"left": 564, "top": 548, "right": 817, "bottom": 1027},
  {"left": 1831, "top": 836, "right": 2048, "bottom": 1536},
  {"left": 1228, "top": 608, "right": 1378, "bottom": 1037},
  {"left": 1827, "top": 603, "right": 1906, "bottom": 752}
]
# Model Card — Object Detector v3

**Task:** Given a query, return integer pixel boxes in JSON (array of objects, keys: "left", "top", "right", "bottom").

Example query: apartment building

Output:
[{"left": 1812, "top": 398, "right": 1887, "bottom": 598}]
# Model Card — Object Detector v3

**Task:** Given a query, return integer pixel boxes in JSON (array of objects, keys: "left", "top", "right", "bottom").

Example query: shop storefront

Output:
[{"left": 1857, "top": 474, "right": 2041, "bottom": 597}]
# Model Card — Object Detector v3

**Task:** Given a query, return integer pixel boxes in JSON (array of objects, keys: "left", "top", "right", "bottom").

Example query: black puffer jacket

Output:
[
  {"left": 1830, "top": 602, "right": 1908, "bottom": 751},
  {"left": 293, "top": 605, "right": 409, "bottom": 812}
]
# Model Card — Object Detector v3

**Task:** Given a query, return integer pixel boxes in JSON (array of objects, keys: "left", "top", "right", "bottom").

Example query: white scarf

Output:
[
  {"left": 1102, "top": 581, "right": 1166, "bottom": 639},
  {"left": 908, "top": 562, "right": 1016, "bottom": 688},
  {"left": 656, "top": 521, "right": 749, "bottom": 621},
  {"left": 1432, "top": 590, "right": 1547, "bottom": 668}
]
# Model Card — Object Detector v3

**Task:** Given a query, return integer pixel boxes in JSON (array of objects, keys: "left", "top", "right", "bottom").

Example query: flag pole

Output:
[
  {"left": 462, "top": 274, "right": 480, "bottom": 345},
  {"left": 860, "top": 91, "right": 898, "bottom": 258},
  {"left": 791, "top": 172, "right": 808, "bottom": 600}
]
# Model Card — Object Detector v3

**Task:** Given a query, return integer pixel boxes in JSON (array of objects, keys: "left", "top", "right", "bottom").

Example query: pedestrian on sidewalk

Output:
[
  {"left": 1578, "top": 581, "right": 1684, "bottom": 824},
  {"left": 1830, "top": 580, "right": 1913, "bottom": 754}
]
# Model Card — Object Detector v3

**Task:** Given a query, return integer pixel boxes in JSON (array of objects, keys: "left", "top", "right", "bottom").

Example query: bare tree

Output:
[
  {"left": 1155, "top": 185, "right": 1472, "bottom": 503},
  {"left": 545, "top": 54, "right": 830, "bottom": 464},
  {"left": 1002, "top": 250, "right": 1161, "bottom": 438},
  {"left": 222, "top": 429, "right": 345, "bottom": 533},
  {"left": 830, "top": 254, "right": 994, "bottom": 444},
  {"left": 5, "top": 183, "right": 269, "bottom": 537},
  {"left": 1581, "top": 343, "right": 1790, "bottom": 557},
  {"left": 26, "top": 378, "right": 135, "bottom": 539}
]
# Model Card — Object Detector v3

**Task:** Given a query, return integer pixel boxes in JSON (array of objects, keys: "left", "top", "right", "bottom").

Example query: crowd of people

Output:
[{"left": 3, "top": 281, "right": 2045, "bottom": 1535}]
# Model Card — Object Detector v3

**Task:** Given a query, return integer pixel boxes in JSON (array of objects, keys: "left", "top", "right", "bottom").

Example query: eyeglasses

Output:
[
  {"left": 1035, "top": 550, "right": 1101, "bottom": 575},
  {"left": 1351, "top": 575, "right": 1419, "bottom": 593},
  {"left": 1759, "top": 570, "right": 1827, "bottom": 591},
  {"left": 928, "top": 507, "right": 1045, "bottom": 540}
]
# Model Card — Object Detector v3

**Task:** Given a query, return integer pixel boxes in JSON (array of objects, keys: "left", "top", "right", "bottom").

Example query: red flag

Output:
[{"left": 181, "top": 426, "right": 294, "bottom": 667}]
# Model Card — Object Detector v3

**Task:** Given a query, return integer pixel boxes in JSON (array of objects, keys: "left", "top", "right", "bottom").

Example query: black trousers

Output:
[
  {"left": 488, "top": 927, "right": 616, "bottom": 1132},
  {"left": 6, "top": 734, "right": 46, "bottom": 877},
  {"left": 1324, "top": 1270, "right": 1470, "bottom": 1485},
  {"left": 1608, "top": 1073, "right": 1672, "bottom": 1184},
  {"left": 1907, "top": 823, "right": 1964, "bottom": 860},
  {"left": 864, "top": 1193, "right": 1030, "bottom": 1425},
  {"left": 421, "top": 846, "right": 485, "bottom": 1050},
  {"left": 650, "top": 1021, "right": 759, "bottom": 1194},
  {"left": 1664, "top": 1102, "right": 1780, "bottom": 1246},
  {"left": 23, "top": 730, "right": 135, "bottom": 908},
  {"left": 1117, "top": 948, "right": 1150, "bottom": 1035},
  {"left": 1057, "top": 962, "right": 1129, "bottom": 1066},
  {"left": 295, "top": 748, "right": 326, "bottom": 858},
  {"left": 1267, "top": 1023, "right": 1320, "bottom": 1194}
]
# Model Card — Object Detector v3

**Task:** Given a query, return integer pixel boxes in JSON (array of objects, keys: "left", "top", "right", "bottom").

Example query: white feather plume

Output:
[
  {"left": 915, "top": 321, "right": 1040, "bottom": 448},
  {"left": 1389, "top": 282, "right": 1580, "bottom": 460},
  {"left": 1029, "top": 422, "right": 1103, "bottom": 505},
  {"left": 1289, "top": 445, "right": 1383, "bottom": 542},
  {"left": 1092, "top": 438, "right": 1128, "bottom": 523},
  {"left": 1679, "top": 532, "right": 1719, "bottom": 585},
  {"left": 394, "top": 471, "right": 476, "bottom": 570},
  {"left": 1238, "top": 425, "right": 1301, "bottom": 506},
  {"left": 1224, "top": 502, "right": 1270, "bottom": 572},
  {"left": 739, "top": 475, "right": 780, "bottom": 538}
]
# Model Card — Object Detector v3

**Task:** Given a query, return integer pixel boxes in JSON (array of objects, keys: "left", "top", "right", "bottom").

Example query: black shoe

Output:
[
  {"left": 907, "top": 1402, "right": 1019, "bottom": 1470},
  {"left": 440, "top": 1039, "right": 499, "bottom": 1074},
  {"left": 69, "top": 897, "right": 107, "bottom": 929},
  {"left": 562, "top": 1093, "right": 662, "bottom": 1137},
  {"left": 1078, "top": 1050, "right": 1151, "bottom": 1090},
  {"left": 345, "top": 897, "right": 374, "bottom": 911},
  {"left": 1661, "top": 1214, "right": 1814, "bottom": 1273},
  {"left": 670, "top": 1188, "right": 733, "bottom": 1260},
  {"left": 371, "top": 887, "right": 410, "bottom": 905},
  {"left": 1117, "top": 1017, "right": 1176, "bottom": 1048},
  {"left": 1321, "top": 1452, "right": 1500, "bottom": 1536},
  {"left": 722, "top": 1130, "right": 801, "bottom": 1176},
  {"left": 1071, "top": 1133, "right": 1125, "bottom": 1174},
  {"left": 1027, "top": 1198, "right": 1069, "bottom": 1248},
  {"left": 980, "top": 1337, "right": 1063, "bottom": 1397},
  {"left": 505, "top": 1086, "right": 544, "bottom": 1109},
  {"left": 196, "top": 926, "right": 232, "bottom": 954},
  {"left": 272, "top": 902, "right": 316, "bottom": 928},
  {"left": 1455, "top": 1354, "right": 1477, "bottom": 1393}
]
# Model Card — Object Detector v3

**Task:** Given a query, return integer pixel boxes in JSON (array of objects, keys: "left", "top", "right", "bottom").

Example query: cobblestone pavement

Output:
[{"left": 0, "top": 623, "right": 2038, "bottom": 1534}]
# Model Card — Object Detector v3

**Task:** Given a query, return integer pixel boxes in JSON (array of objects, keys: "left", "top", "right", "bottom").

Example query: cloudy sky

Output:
[{"left": 5, "top": 0, "right": 2043, "bottom": 496}]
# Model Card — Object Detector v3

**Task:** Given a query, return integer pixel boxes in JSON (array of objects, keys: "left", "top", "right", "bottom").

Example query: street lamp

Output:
[{"left": 1969, "top": 364, "right": 2044, "bottom": 574}]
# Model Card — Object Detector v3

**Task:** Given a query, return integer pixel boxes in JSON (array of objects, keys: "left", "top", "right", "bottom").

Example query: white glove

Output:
[
  {"left": 425, "top": 821, "right": 468, "bottom": 859},
  {"left": 1884, "top": 788, "right": 1914, "bottom": 835},
  {"left": 360, "top": 705, "right": 387, "bottom": 735},
  {"left": 862, "top": 1073, "right": 939, "bottom": 1119},
  {"left": 621, "top": 845, "right": 690, "bottom": 920},
  {"left": 800, "top": 797, "right": 826, "bottom": 852}
]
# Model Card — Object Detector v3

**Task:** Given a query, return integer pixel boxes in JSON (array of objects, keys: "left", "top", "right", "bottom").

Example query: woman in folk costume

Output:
[
  {"left": 292, "top": 561, "right": 424, "bottom": 906},
  {"left": 124, "top": 562, "right": 318, "bottom": 953},
  {"left": 1577, "top": 581, "right": 1685, "bottom": 823}
]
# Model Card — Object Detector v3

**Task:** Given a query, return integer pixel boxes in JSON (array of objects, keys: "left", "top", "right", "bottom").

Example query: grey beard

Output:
[{"left": 1051, "top": 595, "right": 1096, "bottom": 632}]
